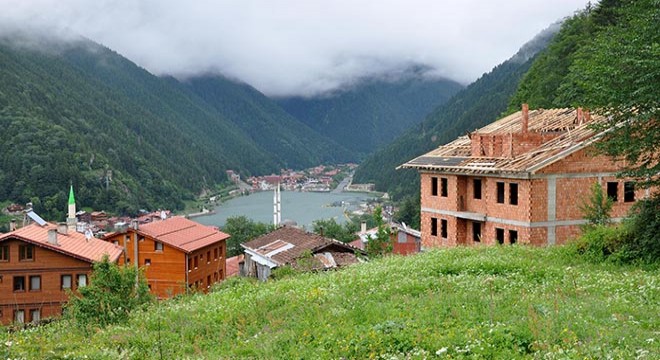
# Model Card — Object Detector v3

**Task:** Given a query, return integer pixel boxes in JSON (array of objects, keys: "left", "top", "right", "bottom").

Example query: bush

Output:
[
  {"left": 574, "top": 194, "right": 660, "bottom": 264},
  {"left": 65, "top": 256, "right": 153, "bottom": 328},
  {"left": 618, "top": 194, "right": 660, "bottom": 264}
]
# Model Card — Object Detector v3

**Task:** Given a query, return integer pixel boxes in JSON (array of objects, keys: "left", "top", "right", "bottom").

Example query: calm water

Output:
[{"left": 194, "top": 191, "right": 375, "bottom": 229}]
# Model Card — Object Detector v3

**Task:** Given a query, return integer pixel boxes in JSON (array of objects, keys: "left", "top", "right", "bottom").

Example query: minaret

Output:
[{"left": 67, "top": 185, "right": 77, "bottom": 231}]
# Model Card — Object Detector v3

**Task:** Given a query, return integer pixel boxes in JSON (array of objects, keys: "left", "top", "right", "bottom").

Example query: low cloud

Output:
[{"left": 0, "top": 0, "right": 589, "bottom": 97}]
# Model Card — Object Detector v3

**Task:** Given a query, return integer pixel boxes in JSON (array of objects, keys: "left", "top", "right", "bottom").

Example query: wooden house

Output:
[
  {"left": 241, "top": 226, "right": 363, "bottom": 281},
  {"left": 105, "top": 216, "right": 229, "bottom": 298},
  {"left": 400, "top": 105, "right": 652, "bottom": 247},
  {"left": 0, "top": 222, "right": 123, "bottom": 325}
]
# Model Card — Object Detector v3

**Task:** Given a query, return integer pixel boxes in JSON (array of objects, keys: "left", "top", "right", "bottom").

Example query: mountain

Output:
[
  {"left": 353, "top": 25, "right": 559, "bottom": 200},
  {"left": 181, "top": 75, "right": 352, "bottom": 169},
  {"left": 0, "top": 31, "right": 352, "bottom": 219},
  {"left": 275, "top": 70, "right": 463, "bottom": 157}
]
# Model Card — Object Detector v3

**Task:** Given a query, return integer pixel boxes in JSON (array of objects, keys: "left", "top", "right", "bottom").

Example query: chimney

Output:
[
  {"left": 57, "top": 222, "right": 68, "bottom": 235},
  {"left": 9, "top": 219, "right": 16, "bottom": 232},
  {"left": 584, "top": 109, "right": 591, "bottom": 123},
  {"left": 577, "top": 107, "right": 584, "bottom": 125},
  {"left": 48, "top": 229, "right": 58, "bottom": 245},
  {"left": 360, "top": 221, "right": 367, "bottom": 234},
  {"left": 131, "top": 219, "right": 139, "bottom": 231},
  {"left": 521, "top": 103, "right": 529, "bottom": 133}
]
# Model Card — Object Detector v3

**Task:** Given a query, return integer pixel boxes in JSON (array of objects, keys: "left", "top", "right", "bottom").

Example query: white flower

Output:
[{"left": 436, "top": 347, "right": 448, "bottom": 355}]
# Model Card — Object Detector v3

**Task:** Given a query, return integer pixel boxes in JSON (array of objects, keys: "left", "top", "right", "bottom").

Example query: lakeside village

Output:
[
  {"left": 0, "top": 106, "right": 656, "bottom": 325},
  {"left": 0, "top": 163, "right": 412, "bottom": 325}
]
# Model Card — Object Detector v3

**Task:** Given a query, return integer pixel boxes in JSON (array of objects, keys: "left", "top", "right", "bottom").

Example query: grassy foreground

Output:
[{"left": 2, "top": 246, "right": 659, "bottom": 359}]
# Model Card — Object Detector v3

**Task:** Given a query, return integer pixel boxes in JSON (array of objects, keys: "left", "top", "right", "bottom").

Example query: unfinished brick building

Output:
[{"left": 400, "top": 105, "right": 650, "bottom": 247}]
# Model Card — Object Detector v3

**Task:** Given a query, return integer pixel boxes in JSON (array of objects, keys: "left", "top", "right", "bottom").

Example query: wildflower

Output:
[{"left": 436, "top": 347, "right": 448, "bottom": 355}]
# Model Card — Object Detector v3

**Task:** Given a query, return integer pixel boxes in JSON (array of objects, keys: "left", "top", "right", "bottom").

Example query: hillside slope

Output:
[
  {"left": 276, "top": 71, "right": 463, "bottom": 157},
  {"left": 353, "top": 25, "right": 558, "bottom": 199},
  {"left": 182, "top": 75, "right": 353, "bottom": 168},
  {"left": 4, "top": 246, "right": 658, "bottom": 358},
  {"left": 0, "top": 32, "right": 351, "bottom": 218}
]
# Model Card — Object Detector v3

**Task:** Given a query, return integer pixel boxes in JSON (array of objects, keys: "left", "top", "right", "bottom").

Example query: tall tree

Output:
[{"left": 561, "top": 0, "right": 659, "bottom": 186}]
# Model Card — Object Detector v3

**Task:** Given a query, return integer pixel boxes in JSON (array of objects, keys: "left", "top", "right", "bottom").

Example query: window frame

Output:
[
  {"left": 29, "top": 275, "right": 41, "bottom": 292},
  {"left": 496, "top": 182, "right": 505, "bottom": 204},
  {"left": 431, "top": 177, "right": 438, "bottom": 196},
  {"left": 473, "top": 179, "right": 482, "bottom": 200},
  {"left": 472, "top": 222, "right": 482, "bottom": 242},
  {"left": 77, "top": 274, "right": 88, "bottom": 288},
  {"left": 495, "top": 228, "right": 505, "bottom": 245},
  {"left": 0, "top": 245, "right": 9, "bottom": 262},
  {"left": 18, "top": 244, "right": 34, "bottom": 262},
  {"left": 441, "top": 219, "right": 448, "bottom": 239},
  {"left": 154, "top": 241, "right": 164, "bottom": 252},
  {"left": 430, "top": 217, "right": 438, "bottom": 236},
  {"left": 509, "top": 183, "right": 519, "bottom": 205},
  {"left": 440, "top": 178, "right": 448, "bottom": 197},
  {"left": 607, "top": 182, "right": 618, "bottom": 202},
  {"left": 13, "top": 276, "right": 26, "bottom": 292},
  {"left": 509, "top": 230, "right": 518, "bottom": 245},
  {"left": 61, "top": 274, "right": 73, "bottom": 290},
  {"left": 624, "top": 182, "right": 635, "bottom": 202}
]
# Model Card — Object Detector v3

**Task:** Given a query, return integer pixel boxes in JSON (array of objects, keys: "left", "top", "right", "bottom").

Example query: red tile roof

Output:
[
  {"left": 225, "top": 254, "right": 243, "bottom": 277},
  {"left": 137, "top": 216, "right": 229, "bottom": 253},
  {"left": 0, "top": 223, "right": 123, "bottom": 263}
]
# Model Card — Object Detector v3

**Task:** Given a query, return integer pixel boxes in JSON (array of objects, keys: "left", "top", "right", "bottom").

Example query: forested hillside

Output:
[
  {"left": 0, "top": 32, "right": 352, "bottom": 220},
  {"left": 510, "top": 0, "right": 659, "bottom": 185},
  {"left": 182, "top": 75, "right": 352, "bottom": 168},
  {"left": 276, "top": 70, "right": 463, "bottom": 156},
  {"left": 353, "top": 25, "right": 558, "bottom": 200}
]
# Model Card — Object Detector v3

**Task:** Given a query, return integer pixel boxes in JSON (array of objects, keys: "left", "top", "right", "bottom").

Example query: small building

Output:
[
  {"left": 390, "top": 224, "right": 422, "bottom": 255},
  {"left": 349, "top": 223, "right": 421, "bottom": 255},
  {"left": 241, "top": 226, "right": 363, "bottom": 281},
  {"left": 105, "top": 216, "right": 229, "bottom": 298},
  {"left": 0, "top": 222, "right": 123, "bottom": 325},
  {"left": 400, "top": 105, "right": 652, "bottom": 247}
]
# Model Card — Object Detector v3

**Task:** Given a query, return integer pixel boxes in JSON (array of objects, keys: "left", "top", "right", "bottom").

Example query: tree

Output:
[
  {"left": 222, "top": 216, "right": 275, "bottom": 257},
  {"left": 65, "top": 256, "right": 152, "bottom": 328},
  {"left": 365, "top": 206, "right": 392, "bottom": 257},
  {"left": 395, "top": 194, "right": 420, "bottom": 230},
  {"left": 580, "top": 182, "right": 613, "bottom": 226},
  {"left": 561, "top": 0, "right": 660, "bottom": 187},
  {"left": 312, "top": 218, "right": 358, "bottom": 243}
]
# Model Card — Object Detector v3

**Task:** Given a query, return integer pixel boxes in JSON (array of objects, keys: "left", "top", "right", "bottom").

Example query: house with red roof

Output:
[
  {"left": 105, "top": 216, "right": 229, "bottom": 298},
  {"left": 0, "top": 222, "right": 123, "bottom": 325}
]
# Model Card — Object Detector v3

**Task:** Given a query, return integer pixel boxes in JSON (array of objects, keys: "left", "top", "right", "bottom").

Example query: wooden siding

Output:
[
  {"left": 106, "top": 230, "right": 227, "bottom": 298},
  {"left": 0, "top": 239, "right": 92, "bottom": 325}
]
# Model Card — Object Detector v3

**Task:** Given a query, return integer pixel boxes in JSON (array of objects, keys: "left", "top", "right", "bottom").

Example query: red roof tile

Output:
[
  {"left": 137, "top": 217, "right": 229, "bottom": 253},
  {"left": 225, "top": 255, "right": 243, "bottom": 277},
  {"left": 0, "top": 223, "right": 123, "bottom": 263}
]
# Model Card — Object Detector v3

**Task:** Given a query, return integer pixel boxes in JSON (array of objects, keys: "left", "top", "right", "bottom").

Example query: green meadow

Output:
[{"left": 3, "top": 245, "right": 658, "bottom": 359}]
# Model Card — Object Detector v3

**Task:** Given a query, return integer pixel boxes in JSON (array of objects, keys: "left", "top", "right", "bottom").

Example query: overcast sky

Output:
[{"left": 1, "top": 0, "right": 591, "bottom": 97}]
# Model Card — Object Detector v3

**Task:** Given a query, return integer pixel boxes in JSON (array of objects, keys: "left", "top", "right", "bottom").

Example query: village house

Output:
[
  {"left": 350, "top": 222, "right": 421, "bottom": 255},
  {"left": 0, "top": 221, "right": 123, "bottom": 325},
  {"left": 400, "top": 105, "right": 651, "bottom": 247},
  {"left": 104, "top": 216, "right": 229, "bottom": 298},
  {"left": 240, "top": 226, "right": 363, "bottom": 281}
]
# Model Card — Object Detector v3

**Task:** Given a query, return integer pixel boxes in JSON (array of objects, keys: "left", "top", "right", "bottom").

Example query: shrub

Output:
[
  {"left": 65, "top": 256, "right": 153, "bottom": 328},
  {"left": 574, "top": 194, "right": 660, "bottom": 264},
  {"left": 617, "top": 194, "right": 660, "bottom": 264},
  {"left": 580, "top": 182, "right": 613, "bottom": 227}
]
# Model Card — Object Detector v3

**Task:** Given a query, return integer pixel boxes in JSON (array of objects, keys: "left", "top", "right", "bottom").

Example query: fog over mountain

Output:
[{"left": 1, "top": 0, "right": 589, "bottom": 97}]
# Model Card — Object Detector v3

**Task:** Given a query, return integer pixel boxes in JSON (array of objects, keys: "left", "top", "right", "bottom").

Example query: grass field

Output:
[{"left": 2, "top": 245, "right": 658, "bottom": 359}]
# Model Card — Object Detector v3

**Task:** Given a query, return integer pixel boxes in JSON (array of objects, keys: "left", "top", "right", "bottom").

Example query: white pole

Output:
[
  {"left": 277, "top": 182, "right": 282, "bottom": 225},
  {"left": 273, "top": 185, "right": 278, "bottom": 226}
]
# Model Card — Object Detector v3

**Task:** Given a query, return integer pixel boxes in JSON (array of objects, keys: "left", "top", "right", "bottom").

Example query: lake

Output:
[{"left": 194, "top": 190, "right": 376, "bottom": 229}]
